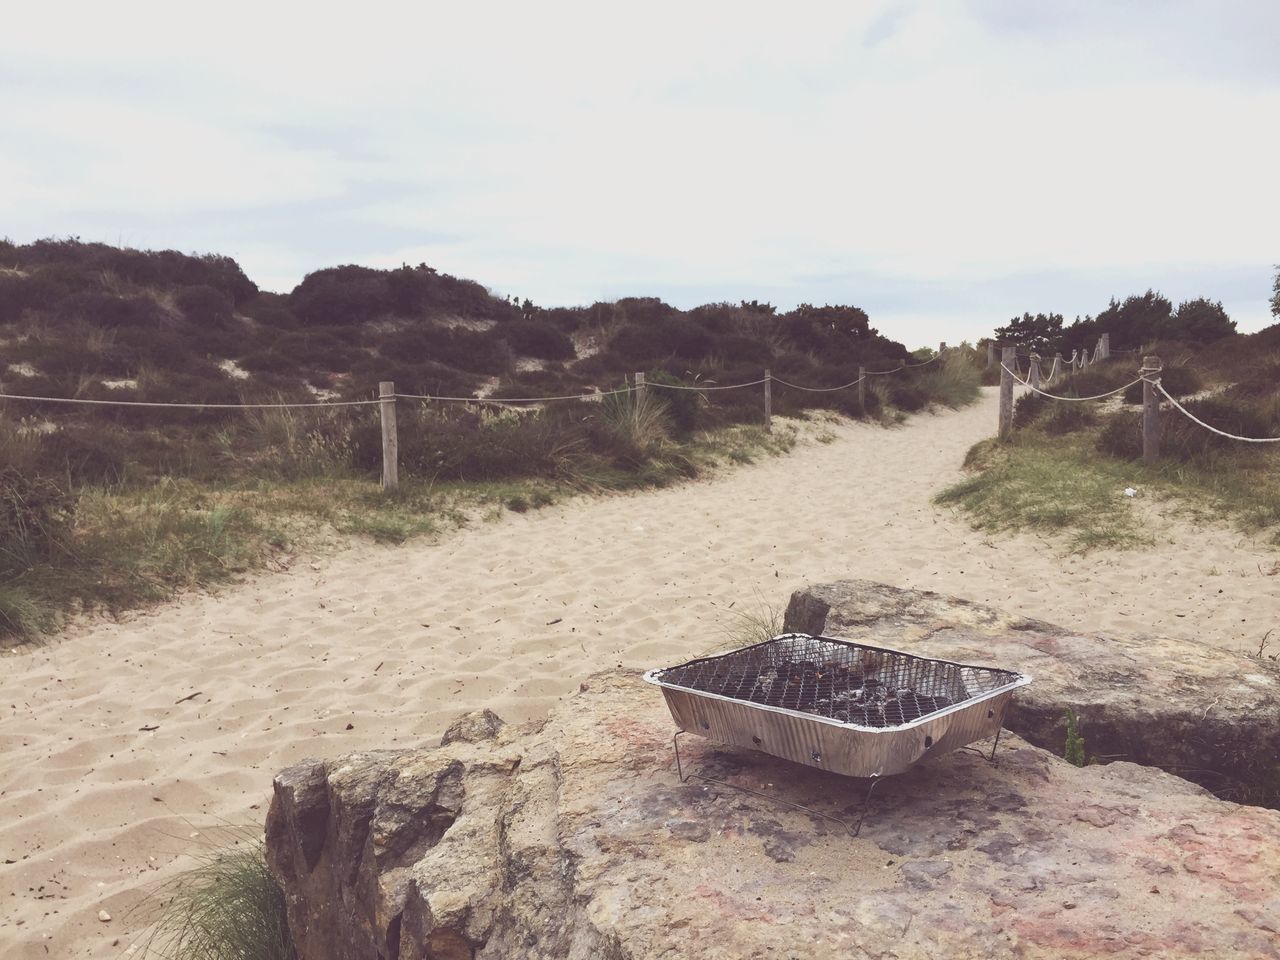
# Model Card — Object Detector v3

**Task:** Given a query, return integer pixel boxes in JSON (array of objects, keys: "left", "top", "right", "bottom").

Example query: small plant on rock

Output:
[{"left": 1063, "top": 708, "right": 1086, "bottom": 767}]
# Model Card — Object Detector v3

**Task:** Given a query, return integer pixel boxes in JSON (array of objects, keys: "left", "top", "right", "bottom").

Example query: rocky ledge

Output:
[
  {"left": 785, "top": 580, "right": 1280, "bottom": 806},
  {"left": 267, "top": 671, "right": 1280, "bottom": 959}
]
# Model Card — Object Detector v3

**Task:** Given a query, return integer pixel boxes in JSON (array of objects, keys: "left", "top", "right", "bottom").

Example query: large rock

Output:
[
  {"left": 267, "top": 672, "right": 1280, "bottom": 960},
  {"left": 784, "top": 580, "right": 1280, "bottom": 806}
]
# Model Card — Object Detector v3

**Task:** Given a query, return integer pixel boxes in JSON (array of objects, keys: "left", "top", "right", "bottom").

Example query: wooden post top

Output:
[{"left": 1141, "top": 355, "right": 1163, "bottom": 373}]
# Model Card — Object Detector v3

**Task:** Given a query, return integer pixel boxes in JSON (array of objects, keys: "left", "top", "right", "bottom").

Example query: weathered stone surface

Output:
[
  {"left": 267, "top": 676, "right": 1280, "bottom": 960},
  {"left": 439, "top": 707, "right": 504, "bottom": 746},
  {"left": 785, "top": 579, "right": 1280, "bottom": 805}
]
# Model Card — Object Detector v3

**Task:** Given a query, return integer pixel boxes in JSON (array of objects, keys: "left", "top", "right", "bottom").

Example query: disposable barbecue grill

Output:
[{"left": 645, "top": 633, "right": 1031, "bottom": 831}]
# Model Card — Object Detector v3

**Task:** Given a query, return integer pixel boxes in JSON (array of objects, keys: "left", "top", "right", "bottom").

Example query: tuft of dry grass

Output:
[{"left": 137, "top": 831, "right": 295, "bottom": 960}]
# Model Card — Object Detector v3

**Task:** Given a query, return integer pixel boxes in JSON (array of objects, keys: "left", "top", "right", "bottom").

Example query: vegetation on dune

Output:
[
  {"left": 992, "top": 288, "right": 1237, "bottom": 359},
  {"left": 941, "top": 323, "right": 1280, "bottom": 550},
  {"left": 0, "top": 237, "right": 984, "bottom": 642}
]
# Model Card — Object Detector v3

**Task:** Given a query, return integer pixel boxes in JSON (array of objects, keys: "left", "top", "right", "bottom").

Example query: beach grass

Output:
[
  {"left": 137, "top": 834, "right": 294, "bottom": 960},
  {"left": 938, "top": 418, "right": 1280, "bottom": 552}
]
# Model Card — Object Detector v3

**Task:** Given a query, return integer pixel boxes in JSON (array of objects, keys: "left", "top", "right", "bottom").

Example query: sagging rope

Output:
[
  {"left": 864, "top": 352, "right": 943, "bottom": 376},
  {"left": 395, "top": 386, "right": 636, "bottom": 404},
  {"left": 1000, "top": 363, "right": 1143, "bottom": 402},
  {"left": 1151, "top": 378, "right": 1280, "bottom": 443},
  {"left": 771, "top": 375, "right": 865, "bottom": 392},
  {"left": 646, "top": 377, "right": 770, "bottom": 392},
  {"left": 1004, "top": 362, "right": 1280, "bottom": 443},
  {"left": 1, "top": 352, "right": 951, "bottom": 411},
  {"left": 0, "top": 393, "right": 383, "bottom": 409}
]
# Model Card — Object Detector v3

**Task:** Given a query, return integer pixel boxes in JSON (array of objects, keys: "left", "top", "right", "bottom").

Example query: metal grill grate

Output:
[{"left": 649, "top": 634, "right": 1021, "bottom": 729}]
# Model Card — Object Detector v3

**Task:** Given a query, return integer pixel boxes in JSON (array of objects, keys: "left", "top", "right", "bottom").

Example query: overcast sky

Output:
[{"left": 3, "top": 1, "right": 1277, "bottom": 348}]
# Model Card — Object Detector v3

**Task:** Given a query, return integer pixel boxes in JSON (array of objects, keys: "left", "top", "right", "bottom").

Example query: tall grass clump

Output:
[
  {"left": 140, "top": 836, "right": 295, "bottom": 960},
  {"left": 241, "top": 403, "right": 361, "bottom": 479},
  {"left": 910, "top": 352, "right": 981, "bottom": 409},
  {"left": 598, "top": 387, "right": 671, "bottom": 463},
  {"left": 0, "top": 465, "right": 74, "bottom": 573},
  {"left": 0, "top": 583, "right": 42, "bottom": 637}
]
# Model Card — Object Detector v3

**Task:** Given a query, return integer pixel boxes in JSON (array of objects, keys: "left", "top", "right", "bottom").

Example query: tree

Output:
[
  {"left": 1168, "top": 298, "right": 1235, "bottom": 342},
  {"left": 1093, "top": 290, "right": 1172, "bottom": 349},
  {"left": 992, "top": 312, "right": 1063, "bottom": 354},
  {"left": 1271, "top": 265, "right": 1280, "bottom": 318}
]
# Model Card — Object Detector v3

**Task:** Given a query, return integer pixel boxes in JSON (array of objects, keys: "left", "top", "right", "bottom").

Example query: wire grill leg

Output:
[
  {"left": 988, "top": 725, "right": 1003, "bottom": 763},
  {"left": 672, "top": 731, "right": 878, "bottom": 838}
]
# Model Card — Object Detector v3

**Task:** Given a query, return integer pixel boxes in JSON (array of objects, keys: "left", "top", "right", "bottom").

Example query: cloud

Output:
[{"left": 2, "top": 0, "right": 1276, "bottom": 345}]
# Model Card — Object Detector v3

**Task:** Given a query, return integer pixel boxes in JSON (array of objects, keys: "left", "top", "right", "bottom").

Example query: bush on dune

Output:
[{"left": 498, "top": 320, "right": 575, "bottom": 361}]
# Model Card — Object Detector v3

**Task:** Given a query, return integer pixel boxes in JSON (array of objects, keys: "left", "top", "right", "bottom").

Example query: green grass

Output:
[
  {"left": 935, "top": 434, "right": 1150, "bottom": 552},
  {"left": 138, "top": 835, "right": 294, "bottom": 960},
  {"left": 938, "top": 419, "right": 1280, "bottom": 551}
]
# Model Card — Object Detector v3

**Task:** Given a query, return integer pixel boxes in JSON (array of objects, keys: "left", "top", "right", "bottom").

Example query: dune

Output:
[{"left": 2, "top": 385, "right": 1276, "bottom": 957}]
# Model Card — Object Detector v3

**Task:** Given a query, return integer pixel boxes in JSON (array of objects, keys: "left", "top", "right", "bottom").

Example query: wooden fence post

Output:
[
  {"left": 857, "top": 366, "right": 866, "bottom": 414},
  {"left": 1030, "top": 353, "right": 1041, "bottom": 390},
  {"left": 635, "top": 372, "right": 645, "bottom": 396},
  {"left": 1100, "top": 332, "right": 1110, "bottom": 361},
  {"left": 998, "top": 346, "right": 1015, "bottom": 440},
  {"left": 763, "top": 369, "right": 772, "bottom": 432},
  {"left": 1142, "top": 355, "right": 1162, "bottom": 463},
  {"left": 986, "top": 342, "right": 995, "bottom": 368},
  {"left": 379, "top": 380, "right": 399, "bottom": 492}
]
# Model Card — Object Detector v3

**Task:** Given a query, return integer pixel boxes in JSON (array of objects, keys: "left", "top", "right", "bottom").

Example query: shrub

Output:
[
  {"left": 646, "top": 370, "right": 702, "bottom": 436},
  {"left": 290, "top": 266, "right": 392, "bottom": 326},
  {"left": 0, "top": 466, "right": 74, "bottom": 576},
  {"left": 245, "top": 295, "right": 301, "bottom": 329},
  {"left": 382, "top": 325, "right": 510, "bottom": 375},
  {"left": 1014, "top": 391, "right": 1048, "bottom": 428},
  {"left": 347, "top": 357, "right": 480, "bottom": 400},
  {"left": 291, "top": 263, "right": 516, "bottom": 326},
  {"left": 1096, "top": 412, "right": 1143, "bottom": 459},
  {"left": 37, "top": 425, "right": 133, "bottom": 485},
  {"left": 499, "top": 320, "right": 575, "bottom": 361},
  {"left": 486, "top": 368, "right": 590, "bottom": 401},
  {"left": 0, "top": 273, "right": 54, "bottom": 326},
  {"left": 716, "top": 334, "right": 774, "bottom": 367},
  {"left": 177, "top": 285, "right": 235, "bottom": 328},
  {"left": 1042, "top": 405, "right": 1096, "bottom": 435},
  {"left": 1160, "top": 397, "right": 1277, "bottom": 461},
  {"left": 55, "top": 291, "right": 169, "bottom": 329},
  {"left": 363, "top": 405, "right": 579, "bottom": 482},
  {"left": 1055, "top": 365, "right": 1133, "bottom": 399},
  {"left": 888, "top": 381, "right": 928, "bottom": 413},
  {"left": 610, "top": 319, "right": 713, "bottom": 364}
]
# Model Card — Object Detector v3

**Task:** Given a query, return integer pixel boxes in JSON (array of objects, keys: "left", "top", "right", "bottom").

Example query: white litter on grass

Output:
[
  {"left": 219, "top": 359, "right": 251, "bottom": 380},
  {"left": 1123, "top": 488, "right": 1137, "bottom": 498}
]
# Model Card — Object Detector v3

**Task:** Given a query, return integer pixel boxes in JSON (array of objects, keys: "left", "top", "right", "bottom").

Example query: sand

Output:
[{"left": 2, "top": 386, "right": 1277, "bottom": 957}]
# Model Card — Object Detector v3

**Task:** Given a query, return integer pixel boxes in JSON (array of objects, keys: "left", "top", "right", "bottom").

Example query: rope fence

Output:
[
  {"left": 0, "top": 393, "right": 384, "bottom": 409},
  {"left": 996, "top": 338, "right": 1280, "bottom": 457},
  {"left": 1, "top": 348, "right": 959, "bottom": 491},
  {"left": 1153, "top": 380, "right": 1280, "bottom": 444}
]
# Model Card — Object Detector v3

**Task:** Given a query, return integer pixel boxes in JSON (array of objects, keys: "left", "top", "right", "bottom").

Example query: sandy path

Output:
[{"left": 3, "top": 387, "right": 1277, "bottom": 957}]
